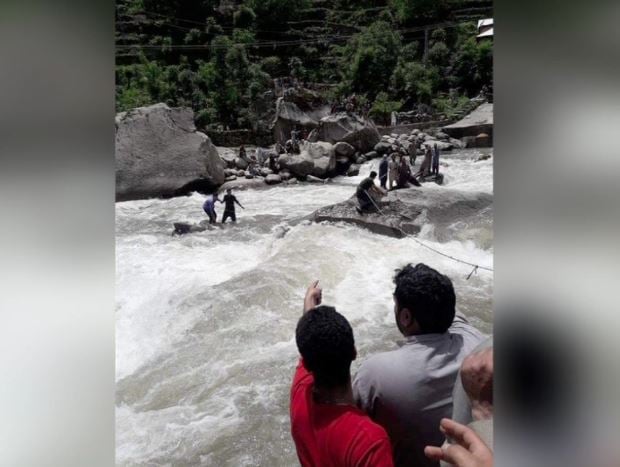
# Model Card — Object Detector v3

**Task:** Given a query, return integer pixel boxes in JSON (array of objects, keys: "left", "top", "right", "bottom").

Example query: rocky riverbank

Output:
[{"left": 116, "top": 102, "right": 492, "bottom": 202}]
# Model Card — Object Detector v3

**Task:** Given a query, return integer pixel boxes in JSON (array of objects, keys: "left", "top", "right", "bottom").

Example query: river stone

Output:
[
  {"left": 260, "top": 167, "right": 274, "bottom": 176},
  {"left": 374, "top": 141, "right": 392, "bottom": 154},
  {"left": 235, "top": 157, "right": 248, "bottom": 170},
  {"left": 280, "top": 171, "right": 291, "bottom": 181},
  {"left": 224, "top": 168, "right": 237, "bottom": 176},
  {"left": 435, "top": 131, "right": 450, "bottom": 140},
  {"left": 237, "top": 169, "right": 245, "bottom": 177},
  {"left": 356, "top": 155, "right": 367, "bottom": 165},
  {"left": 364, "top": 151, "right": 378, "bottom": 159},
  {"left": 347, "top": 164, "right": 360, "bottom": 176},
  {"left": 334, "top": 141, "right": 356, "bottom": 158},
  {"left": 265, "top": 174, "right": 282, "bottom": 185},
  {"left": 225, "top": 175, "right": 237, "bottom": 182},
  {"left": 116, "top": 103, "right": 225, "bottom": 201}
]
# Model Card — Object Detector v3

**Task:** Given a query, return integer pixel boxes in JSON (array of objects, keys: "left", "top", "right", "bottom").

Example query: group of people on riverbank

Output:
[{"left": 290, "top": 264, "right": 493, "bottom": 467}]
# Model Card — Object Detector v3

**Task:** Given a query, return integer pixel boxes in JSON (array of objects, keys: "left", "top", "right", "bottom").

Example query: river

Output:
[{"left": 115, "top": 148, "right": 493, "bottom": 466}]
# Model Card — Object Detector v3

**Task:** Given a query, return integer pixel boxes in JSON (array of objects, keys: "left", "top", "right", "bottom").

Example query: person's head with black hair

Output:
[
  {"left": 392, "top": 263, "right": 456, "bottom": 336},
  {"left": 369, "top": 171, "right": 377, "bottom": 179},
  {"left": 296, "top": 305, "right": 357, "bottom": 389}
]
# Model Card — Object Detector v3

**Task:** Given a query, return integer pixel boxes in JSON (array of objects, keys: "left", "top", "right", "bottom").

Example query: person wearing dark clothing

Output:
[
  {"left": 431, "top": 143, "right": 440, "bottom": 175},
  {"left": 356, "top": 171, "right": 386, "bottom": 214},
  {"left": 379, "top": 155, "right": 389, "bottom": 189},
  {"left": 220, "top": 189, "right": 244, "bottom": 224}
]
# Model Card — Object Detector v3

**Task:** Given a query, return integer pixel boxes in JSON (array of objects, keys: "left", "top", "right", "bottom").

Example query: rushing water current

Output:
[{"left": 116, "top": 148, "right": 493, "bottom": 466}]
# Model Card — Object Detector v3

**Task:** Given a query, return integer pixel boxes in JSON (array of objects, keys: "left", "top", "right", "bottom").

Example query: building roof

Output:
[
  {"left": 477, "top": 27, "right": 494, "bottom": 39},
  {"left": 477, "top": 18, "right": 493, "bottom": 29}
]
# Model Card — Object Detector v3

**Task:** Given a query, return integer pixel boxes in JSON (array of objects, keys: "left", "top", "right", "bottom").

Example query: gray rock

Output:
[
  {"left": 116, "top": 103, "right": 225, "bottom": 201},
  {"left": 443, "top": 103, "right": 493, "bottom": 140},
  {"left": 356, "top": 155, "right": 367, "bottom": 164},
  {"left": 308, "top": 113, "right": 380, "bottom": 152},
  {"left": 235, "top": 157, "right": 249, "bottom": 170},
  {"left": 334, "top": 141, "right": 356, "bottom": 158},
  {"left": 309, "top": 188, "right": 493, "bottom": 242},
  {"left": 217, "top": 147, "right": 238, "bottom": 168},
  {"left": 280, "top": 171, "right": 291, "bottom": 181},
  {"left": 260, "top": 167, "right": 274, "bottom": 177},
  {"left": 224, "top": 168, "right": 237, "bottom": 177},
  {"left": 364, "top": 151, "right": 379, "bottom": 159},
  {"left": 347, "top": 164, "right": 360, "bottom": 176},
  {"left": 435, "top": 131, "right": 450, "bottom": 140},
  {"left": 172, "top": 222, "right": 207, "bottom": 235},
  {"left": 237, "top": 169, "right": 246, "bottom": 177},
  {"left": 278, "top": 154, "right": 314, "bottom": 178},
  {"left": 225, "top": 175, "right": 237, "bottom": 182},
  {"left": 271, "top": 88, "right": 331, "bottom": 144},
  {"left": 374, "top": 141, "right": 392, "bottom": 154},
  {"left": 265, "top": 174, "right": 282, "bottom": 185}
]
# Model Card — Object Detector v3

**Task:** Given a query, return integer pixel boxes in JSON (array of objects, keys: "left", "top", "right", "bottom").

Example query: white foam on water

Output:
[{"left": 116, "top": 149, "right": 493, "bottom": 465}]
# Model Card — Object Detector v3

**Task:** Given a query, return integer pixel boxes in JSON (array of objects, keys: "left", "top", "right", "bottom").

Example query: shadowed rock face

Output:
[
  {"left": 116, "top": 103, "right": 226, "bottom": 201},
  {"left": 309, "top": 187, "right": 493, "bottom": 240},
  {"left": 443, "top": 103, "right": 493, "bottom": 141}
]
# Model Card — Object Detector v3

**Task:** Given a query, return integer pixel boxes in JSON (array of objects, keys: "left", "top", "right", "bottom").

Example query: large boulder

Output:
[
  {"left": 302, "top": 141, "right": 336, "bottom": 178},
  {"left": 334, "top": 141, "right": 356, "bottom": 158},
  {"left": 374, "top": 141, "right": 392, "bottom": 154},
  {"left": 278, "top": 154, "right": 314, "bottom": 178},
  {"left": 308, "top": 113, "right": 380, "bottom": 153},
  {"left": 116, "top": 103, "right": 226, "bottom": 201},
  {"left": 271, "top": 88, "right": 330, "bottom": 144},
  {"left": 278, "top": 141, "right": 336, "bottom": 179}
]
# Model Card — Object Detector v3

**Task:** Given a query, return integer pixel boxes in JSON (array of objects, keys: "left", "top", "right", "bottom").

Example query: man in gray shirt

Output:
[{"left": 353, "top": 263, "right": 485, "bottom": 467}]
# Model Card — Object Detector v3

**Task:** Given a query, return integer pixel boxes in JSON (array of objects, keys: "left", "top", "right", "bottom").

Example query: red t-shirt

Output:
[{"left": 290, "top": 359, "right": 394, "bottom": 467}]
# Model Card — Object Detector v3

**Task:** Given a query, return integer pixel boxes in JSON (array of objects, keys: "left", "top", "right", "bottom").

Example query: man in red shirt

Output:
[{"left": 290, "top": 281, "right": 394, "bottom": 467}]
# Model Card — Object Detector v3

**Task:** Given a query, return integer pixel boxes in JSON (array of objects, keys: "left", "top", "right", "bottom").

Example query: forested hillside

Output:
[{"left": 116, "top": 0, "right": 492, "bottom": 129}]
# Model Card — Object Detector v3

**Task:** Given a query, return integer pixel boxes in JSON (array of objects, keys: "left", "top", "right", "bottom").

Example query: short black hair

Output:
[
  {"left": 295, "top": 305, "right": 355, "bottom": 388},
  {"left": 393, "top": 263, "right": 456, "bottom": 333},
  {"left": 369, "top": 171, "right": 377, "bottom": 178}
]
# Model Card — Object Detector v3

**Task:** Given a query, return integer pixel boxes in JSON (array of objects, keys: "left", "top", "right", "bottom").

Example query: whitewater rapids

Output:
[{"left": 116, "top": 148, "right": 493, "bottom": 466}]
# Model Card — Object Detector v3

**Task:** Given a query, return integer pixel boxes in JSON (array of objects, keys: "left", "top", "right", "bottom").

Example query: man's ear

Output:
[{"left": 399, "top": 308, "right": 413, "bottom": 328}]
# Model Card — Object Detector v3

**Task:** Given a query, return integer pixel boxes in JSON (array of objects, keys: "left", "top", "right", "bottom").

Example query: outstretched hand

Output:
[
  {"left": 303, "top": 280, "right": 322, "bottom": 314},
  {"left": 424, "top": 419, "right": 493, "bottom": 467}
]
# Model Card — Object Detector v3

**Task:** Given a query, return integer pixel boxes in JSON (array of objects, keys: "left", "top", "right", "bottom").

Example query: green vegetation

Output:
[{"left": 116, "top": 0, "right": 493, "bottom": 129}]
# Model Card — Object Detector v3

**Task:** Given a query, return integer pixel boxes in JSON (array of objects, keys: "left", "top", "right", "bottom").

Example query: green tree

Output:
[{"left": 370, "top": 92, "right": 402, "bottom": 125}]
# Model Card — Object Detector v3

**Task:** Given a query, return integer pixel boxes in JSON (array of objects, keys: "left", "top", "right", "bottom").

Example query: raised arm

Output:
[{"left": 303, "top": 280, "right": 322, "bottom": 314}]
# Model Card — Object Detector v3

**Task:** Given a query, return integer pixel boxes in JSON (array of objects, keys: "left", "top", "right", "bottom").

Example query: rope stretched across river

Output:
[{"left": 363, "top": 190, "right": 493, "bottom": 277}]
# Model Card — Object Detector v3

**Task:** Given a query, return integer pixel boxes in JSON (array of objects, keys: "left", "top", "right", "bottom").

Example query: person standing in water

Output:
[
  {"left": 203, "top": 193, "right": 219, "bottom": 224},
  {"left": 379, "top": 155, "right": 389, "bottom": 189},
  {"left": 221, "top": 188, "right": 245, "bottom": 224},
  {"left": 431, "top": 143, "right": 440, "bottom": 175}
]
